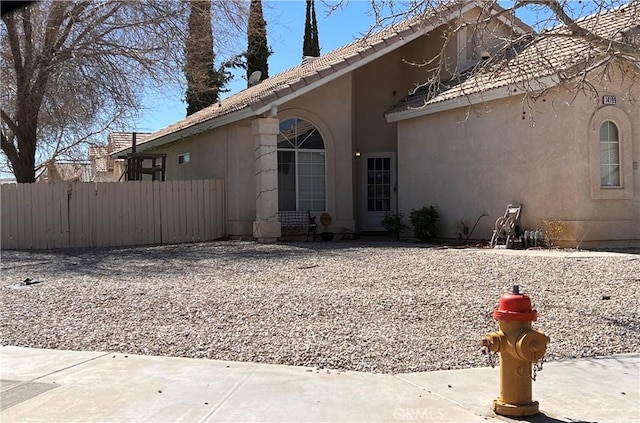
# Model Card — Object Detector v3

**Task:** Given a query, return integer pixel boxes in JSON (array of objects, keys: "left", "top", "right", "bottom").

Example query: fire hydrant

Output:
[{"left": 481, "top": 285, "right": 550, "bottom": 417}]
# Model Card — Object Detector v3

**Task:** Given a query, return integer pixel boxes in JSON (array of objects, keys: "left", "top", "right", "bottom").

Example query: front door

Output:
[{"left": 360, "top": 153, "right": 397, "bottom": 231}]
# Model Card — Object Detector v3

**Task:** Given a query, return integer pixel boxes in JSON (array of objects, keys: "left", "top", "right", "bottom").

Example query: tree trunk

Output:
[
  {"left": 7, "top": 133, "right": 37, "bottom": 183},
  {"left": 11, "top": 157, "right": 37, "bottom": 183}
]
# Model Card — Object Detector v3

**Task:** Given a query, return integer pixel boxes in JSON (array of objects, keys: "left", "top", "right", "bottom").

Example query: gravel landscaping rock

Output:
[{"left": 1, "top": 240, "right": 638, "bottom": 374}]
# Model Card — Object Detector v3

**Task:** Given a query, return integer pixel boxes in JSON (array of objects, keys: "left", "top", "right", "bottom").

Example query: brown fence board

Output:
[
  {"left": 95, "top": 183, "right": 105, "bottom": 247},
  {"left": 216, "top": 179, "right": 225, "bottom": 238},
  {"left": 88, "top": 182, "right": 97, "bottom": 247},
  {"left": 159, "top": 181, "right": 169, "bottom": 244},
  {"left": 15, "top": 184, "right": 25, "bottom": 248},
  {"left": 69, "top": 183, "right": 79, "bottom": 248},
  {"left": 177, "top": 181, "right": 184, "bottom": 243},
  {"left": 174, "top": 181, "right": 183, "bottom": 243},
  {"left": 74, "top": 183, "right": 91, "bottom": 248},
  {"left": 7, "top": 185, "right": 19, "bottom": 248},
  {"left": 142, "top": 181, "right": 152, "bottom": 245},
  {"left": 1, "top": 184, "right": 17, "bottom": 249},
  {"left": 109, "top": 182, "right": 119, "bottom": 247},
  {"left": 35, "top": 183, "right": 48, "bottom": 249},
  {"left": 126, "top": 182, "right": 134, "bottom": 245},
  {"left": 137, "top": 182, "right": 145, "bottom": 244},
  {"left": 1, "top": 180, "right": 225, "bottom": 250},
  {"left": 117, "top": 183, "right": 128, "bottom": 247},
  {"left": 207, "top": 180, "right": 215, "bottom": 240},
  {"left": 129, "top": 181, "right": 140, "bottom": 245},
  {"left": 185, "top": 181, "right": 194, "bottom": 242},
  {"left": 195, "top": 180, "right": 205, "bottom": 242},
  {"left": 23, "top": 184, "right": 33, "bottom": 249},
  {"left": 177, "top": 181, "right": 186, "bottom": 243},
  {"left": 68, "top": 183, "right": 78, "bottom": 248},
  {"left": 152, "top": 181, "right": 161, "bottom": 244},
  {"left": 187, "top": 181, "right": 196, "bottom": 242},
  {"left": 104, "top": 183, "right": 113, "bottom": 247},
  {"left": 28, "top": 184, "right": 40, "bottom": 249},
  {"left": 43, "top": 183, "right": 53, "bottom": 249},
  {"left": 202, "top": 180, "right": 212, "bottom": 241},
  {"left": 209, "top": 180, "right": 218, "bottom": 240},
  {"left": 50, "top": 184, "right": 62, "bottom": 248},
  {"left": 163, "top": 181, "right": 174, "bottom": 244}
]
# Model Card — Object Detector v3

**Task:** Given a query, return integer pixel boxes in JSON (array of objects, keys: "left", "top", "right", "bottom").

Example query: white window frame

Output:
[
  {"left": 279, "top": 148, "right": 326, "bottom": 212},
  {"left": 457, "top": 25, "right": 479, "bottom": 71},
  {"left": 277, "top": 118, "right": 327, "bottom": 212},
  {"left": 588, "top": 105, "right": 633, "bottom": 200},
  {"left": 178, "top": 153, "right": 190, "bottom": 165},
  {"left": 599, "top": 120, "right": 621, "bottom": 188}
]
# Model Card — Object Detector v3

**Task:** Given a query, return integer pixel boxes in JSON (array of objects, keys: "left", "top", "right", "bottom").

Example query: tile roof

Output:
[
  {"left": 116, "top": 1, "right": 529, "bottom": 155},
  {"left": 386, "top": 1, "right": 640, "bottom": 118},
  {"left": 108, "top": 132, "right": 151, "bottom": 153},
  {"left": 41, "top": 162, "right": 92, "bottom": 183}
]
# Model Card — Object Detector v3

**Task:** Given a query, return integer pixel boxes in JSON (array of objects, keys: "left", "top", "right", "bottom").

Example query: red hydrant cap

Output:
[{"left": 493, "top": 287, "right": 538, "bottom": 322}]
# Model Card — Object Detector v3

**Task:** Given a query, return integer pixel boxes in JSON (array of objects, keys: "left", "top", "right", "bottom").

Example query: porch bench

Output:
[{"left": 277, "top": 211, "right": 317, "bottom": 241}]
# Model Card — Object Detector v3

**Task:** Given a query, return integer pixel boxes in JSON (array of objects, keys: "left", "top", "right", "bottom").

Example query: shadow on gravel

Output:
[
  {"left": 523, "top": 414, "right": 596, "bottom": 423},
  {"left": 594, "top": 247, "right": 640, "bottom": 255},
  {"left": 1, "top": 239, "right": 440, "bottom": 278}
]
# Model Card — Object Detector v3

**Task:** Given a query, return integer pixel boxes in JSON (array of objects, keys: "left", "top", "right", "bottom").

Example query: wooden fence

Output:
[{"left": 1, "top": 180, "right": 225, "bottom": 249}]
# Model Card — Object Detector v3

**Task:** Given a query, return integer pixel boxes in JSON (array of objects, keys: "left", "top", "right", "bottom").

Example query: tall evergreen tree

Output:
[
  {"left": 185, "top": 0, "right": 220, "bottom": 116},
  {"left": 246, "top": 0, "right": 270, "bottom": 87},
  {"left": 303, "top": 0, "right": 320, "bottom": 57}
]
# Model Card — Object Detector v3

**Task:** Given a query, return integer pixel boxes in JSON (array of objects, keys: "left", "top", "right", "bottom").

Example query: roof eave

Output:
[
  {"left": 385, "top": 74, "right": 561, "bottom": 122},
  {"left": 385, "top": 87, "right": 514, "bottom": 122},
  {"left": 110, "top": 107, "right": 257, "bottom": 157},
  {"left": 252, "top": 4, "right": 482, "bottom": 115},
  {"left": 112, "top": 1, "right": 528, "bottom": 152}
]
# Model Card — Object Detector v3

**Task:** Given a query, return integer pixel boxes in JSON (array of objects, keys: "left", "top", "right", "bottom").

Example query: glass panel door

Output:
[
  {"left": 366, "top": 157, "right": 391, "bottom": 212},
  {"left": 360, "top": 153, "right": 396, "bottom": 231}
]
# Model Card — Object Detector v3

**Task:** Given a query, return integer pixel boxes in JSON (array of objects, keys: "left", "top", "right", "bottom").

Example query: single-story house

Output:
[{"left": 113, "top": 1, "right": 639, "bottom": 247}]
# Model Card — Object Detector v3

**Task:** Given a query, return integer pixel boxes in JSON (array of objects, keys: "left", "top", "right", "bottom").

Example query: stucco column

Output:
[{"left": 252, "top": 117, "right": 281, "bottom": 242}]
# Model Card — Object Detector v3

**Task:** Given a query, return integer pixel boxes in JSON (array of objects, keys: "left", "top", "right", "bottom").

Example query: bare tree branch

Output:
[{"left": 1, "top": 1, "right": 189, "bottom": 182}]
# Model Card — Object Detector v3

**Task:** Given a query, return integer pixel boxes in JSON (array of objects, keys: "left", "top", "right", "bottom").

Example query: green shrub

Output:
[
  {"left": 381, "top": 211, "right": 408, "bottom": 240},
  {"left": 409, "top": 206, "right": 439, "bottom": 242}
]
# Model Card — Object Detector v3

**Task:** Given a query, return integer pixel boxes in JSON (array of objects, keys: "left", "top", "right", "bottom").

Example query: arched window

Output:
[
  {"left": 277, "top": 118, "right": 326, "bottom": 211},
  {"left": 599, "top": 121, "right": 620, "bottom": 186}
]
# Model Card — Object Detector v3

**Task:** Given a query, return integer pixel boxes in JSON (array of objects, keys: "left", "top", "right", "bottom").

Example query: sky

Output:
[
  {"left": 0, "top": 0, "right": 605, "bottom": 180},
  {"left": 136, "top": 0, "right": 379, "bottom": 133},
  {"left": 135, "top": 0, "right": 580, "bottom": 133}
]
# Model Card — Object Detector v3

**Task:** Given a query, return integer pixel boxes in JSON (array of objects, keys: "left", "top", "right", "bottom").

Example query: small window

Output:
[
  {"left": 599, "top": 121, "right": 620, "bottom": 187},
  {"left": 178, "top": 153, "right": 190, "bottom": 165}
]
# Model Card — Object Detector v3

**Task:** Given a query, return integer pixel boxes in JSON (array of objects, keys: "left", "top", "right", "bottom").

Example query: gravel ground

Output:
[{"left": 1, "top": 240, "right": 639, "bottom": 374}]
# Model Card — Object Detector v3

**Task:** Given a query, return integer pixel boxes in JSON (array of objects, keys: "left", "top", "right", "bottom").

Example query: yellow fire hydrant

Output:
[{"left": 481, "top": 285, "right": 550, "bottom": 417}]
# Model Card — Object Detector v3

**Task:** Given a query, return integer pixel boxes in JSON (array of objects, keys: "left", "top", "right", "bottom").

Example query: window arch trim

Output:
[
  {"left": 599, "top": 120, "right": 620, "bottom": 187},
  {"left": 277, "top": 117, "right": 327, "bottom": 212},
  {"left": 588, "top": 105, "right": 633, "bottom": 200}
]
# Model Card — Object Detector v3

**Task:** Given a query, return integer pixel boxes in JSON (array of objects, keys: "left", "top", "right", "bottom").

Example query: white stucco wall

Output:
[
  {"left": 150, "top": 74, "right": 356, "bottom": 237},
  {"left": 149, "top": 121, "right": 256, "bottom": 237},
  {"left": 279, "top": 73, "right": 355, "bottom": 233},
  {"left": 142, "top": 6, "right": 531, "bottom": 239},
  {"left": 397, "top": 76, "right": 639, "bottom": 247}
]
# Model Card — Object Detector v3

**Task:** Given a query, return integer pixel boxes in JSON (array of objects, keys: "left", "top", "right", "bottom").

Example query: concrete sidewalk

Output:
[{"left": 1, "top": 347, "right": 638, "bottom": 423}]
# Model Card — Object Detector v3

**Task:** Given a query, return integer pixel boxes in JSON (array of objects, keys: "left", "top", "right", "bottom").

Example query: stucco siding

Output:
[
  {"left": 398, "top": 78, "right": 639, "bottom": 247},
  {"left": 352, "top": 30, "right": 447, "bottom": 154},
  {"left": 149, "top": 122, "right": 256, "bottom": 237},
  {"left": 281, "top": 74, "right": 355, "bottom": 231}
]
